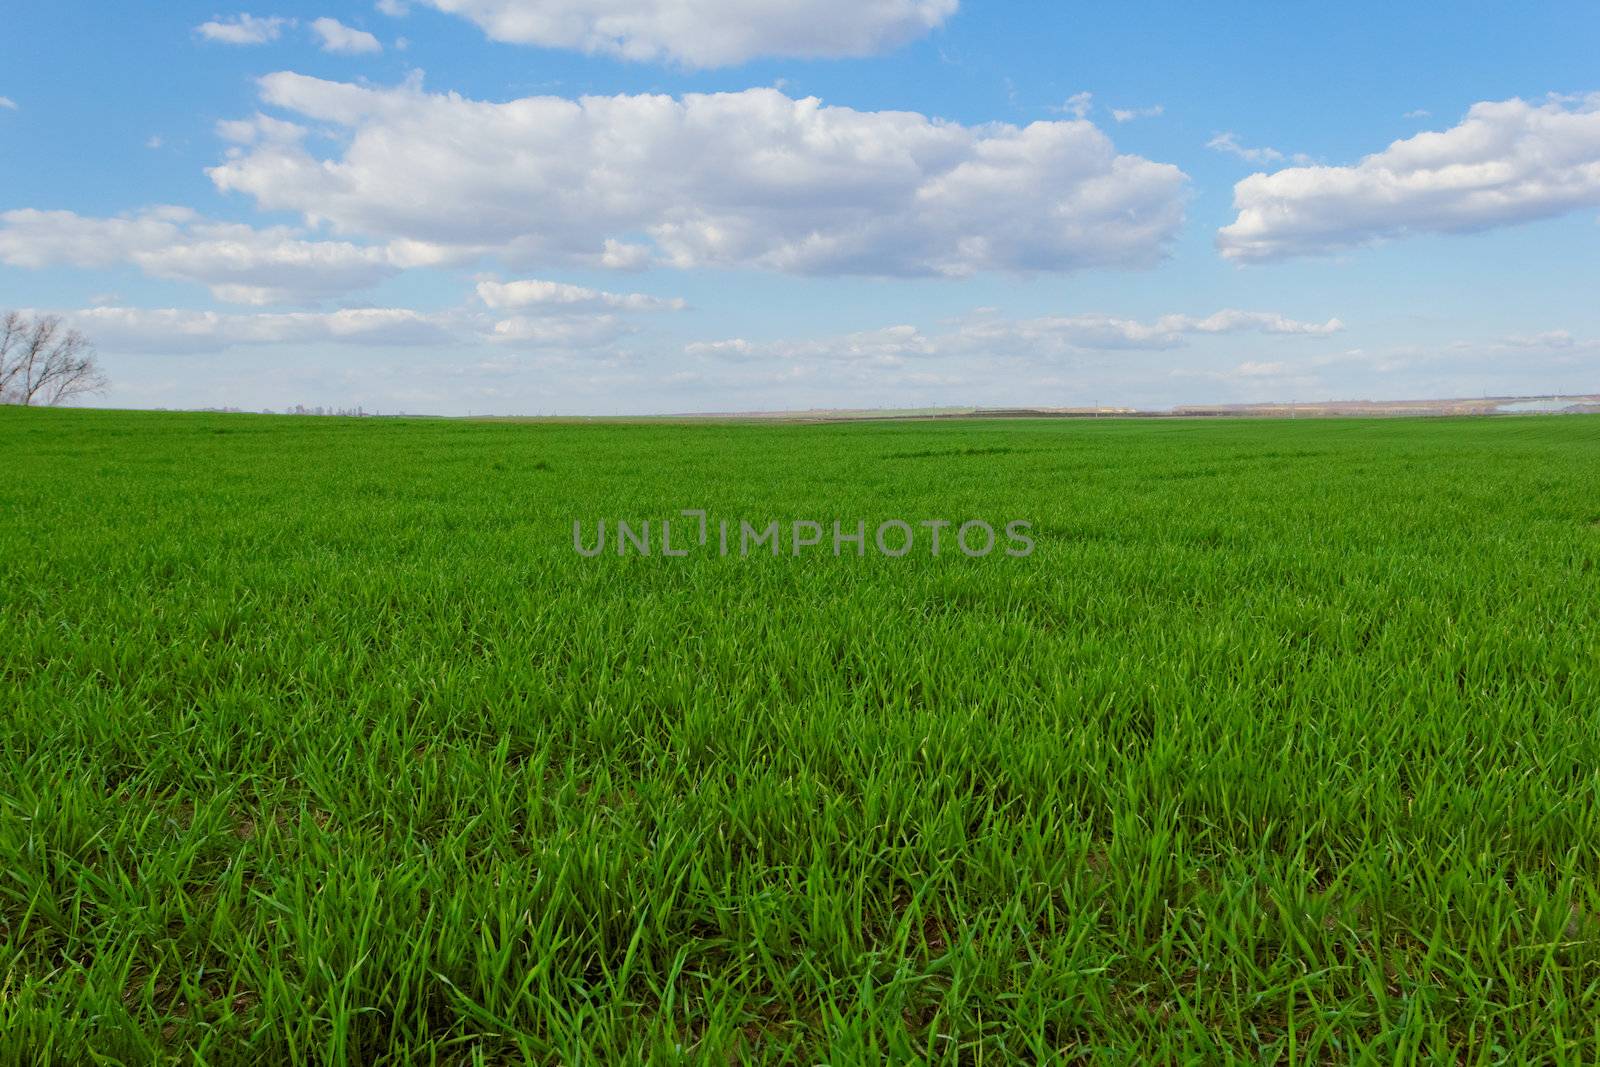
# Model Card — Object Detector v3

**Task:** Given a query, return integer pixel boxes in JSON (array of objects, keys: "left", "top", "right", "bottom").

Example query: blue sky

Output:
[{"left": 2, "top": 1, "right": 1598, "bottom": 414}]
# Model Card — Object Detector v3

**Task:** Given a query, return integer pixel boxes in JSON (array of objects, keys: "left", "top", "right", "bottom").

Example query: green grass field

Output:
[{"left": 4, "top": 407, "right": 1600, "bottom": 1063}]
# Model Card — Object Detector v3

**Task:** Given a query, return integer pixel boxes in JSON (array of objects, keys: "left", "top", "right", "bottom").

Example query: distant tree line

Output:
[
  {"left": 147, "top": 405, "right": 389, "bottom": 417},
  {"left": 0, "top": 311, "right": 106, "bottom": 406},
  {"left": 275, "top": 404, "right": 371, "bottom": 417}
]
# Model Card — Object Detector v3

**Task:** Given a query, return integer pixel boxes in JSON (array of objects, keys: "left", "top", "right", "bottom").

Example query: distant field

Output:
[{"left": 5, "top": 407, "right": 1600, "bottom": 1063}]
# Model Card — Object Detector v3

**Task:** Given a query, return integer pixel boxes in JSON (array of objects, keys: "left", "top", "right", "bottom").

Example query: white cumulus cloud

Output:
[
  {"left": 1219, "top": 93, "right": 1600, "bottom": 261},
  {"left": 207, "top": 74, "right": 1189, "bottom": 278},
  {"left": 408, "top": 0, "right": 956, "bottom": 66},
  {"left": 0, "top": 96, "right": 18, "bottom": 111},
  {"left": 310, "top": 17, "right": 384, "bottom": 53},
  {"left": 196, "top": 14, "right": 293, "bottom": 45}
]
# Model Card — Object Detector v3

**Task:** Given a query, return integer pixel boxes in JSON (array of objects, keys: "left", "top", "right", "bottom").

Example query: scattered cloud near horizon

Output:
[
  {"left": 36, "top": 297, "right": 1594, "bottom": 415},
  {"left": 30, "top": 272, "right": 687, "bottom": 356},
  {"left": 43, "top": 300, "right": 1336, "bottom": 362},
  {"left": 688, "top": 308, "right": 1344, "bottom": 363},
  {"left": 62, "top": 305, "right": 458, "bottom": 352}
]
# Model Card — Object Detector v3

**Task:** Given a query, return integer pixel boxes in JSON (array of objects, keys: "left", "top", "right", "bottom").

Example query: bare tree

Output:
[{"left": 0, "top": 311, "right": 107, "bottom": 406}]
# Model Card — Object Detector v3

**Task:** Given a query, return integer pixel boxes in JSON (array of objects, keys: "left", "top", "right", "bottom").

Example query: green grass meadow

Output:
[{"left": 4, "top": 407, "right": 1600, "bottom": 1063}]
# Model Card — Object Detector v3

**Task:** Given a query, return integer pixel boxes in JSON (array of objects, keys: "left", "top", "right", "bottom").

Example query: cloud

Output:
[
  {"left": 597, "top": 239, "right": 652, "bottom": 271},
  {"left": 208, "top": 75, "right": 1189, "bottom": 278},
  {"left": 476, "top": 278, "right": 685, "bottom": 312},
  {"left": 673, "top": 308, "right": 1345, "bottom": 413},
  {"left": 376, "top": 0, "right": 409, "bottom": 14},
  {"left": 65, "top": 306, "right": 457, "bottom": 352},
  {"left": 1497, "top": 329, "right": 1579, "bottom": 349},
  {"left": 489, "top": 314, "right": 632, "bottom": 346},
  {"left": 941, "top": 309, "right": 1344, "bottom": 354},
  {"left": 0, "top": 207, "right": 469, "bottom": 305},
  {"left": 1055, "top": 91, "right": 1093, "bottom": 119},
  {"left": 1233, "top": 360, "right": 1288, "bottom": 377},
  {"left": 196, "top": 14, "right": 293, "bottom": 45},
  {"left": 1111, "top": 104, "right": 1163, "bottom": 123},
  {"left": 61, "top": 293, "right": 674, "bottom": 355},
  {"left": 310, "top": 17, "right": 383, "bottom": 54},
  {"left": 475, "top": 277, "right": 687, "bottom": 347},
  {"left": 405, "top": 0, "right": 957, "bottom": 66},
  {"left": 216, "top": 111, "right": 308, "bottom": 145},
  {"left": 0, "top": 96, "right": 17, "bottom": 111},
  {"left": 1206, "top": 131, "right": 1310, "bottom": 166},
  {"left": 688, "top": 308, "right": 1343, "bottom": 362},
  {"left": 1403, "top": 109, "right": 1431, "bottom": 119},
  {"left": 687, "top": 325, "right": 929, "bottom": 364},
  {"left": 1263, "top": 331, "right": 1600, "bottom": 386},
  {"left": 1219, "top": 93, "right": 1600, "bottom": 261}
]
